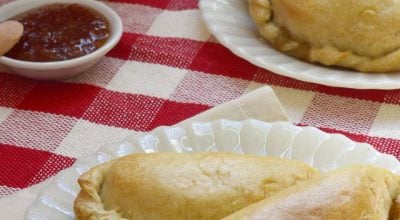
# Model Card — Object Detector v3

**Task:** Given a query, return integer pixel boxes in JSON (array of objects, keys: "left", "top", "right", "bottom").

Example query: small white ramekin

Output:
[{"left": 0, "top": 0, "right": 123, "bottom": 80}]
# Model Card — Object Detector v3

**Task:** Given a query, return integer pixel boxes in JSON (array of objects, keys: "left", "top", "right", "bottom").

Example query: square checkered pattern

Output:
[
  {"left": 147, "top": 9, "right": 211, "bottom": 41},
  {"left": 107, "top": 61, "right": 187, "bottom": 99},
  {"left": 171, "top": 70, "right": 250, "bottom": 106},
  {"left": 107, "top": 2, "right": 162, "bottom": 34},
  {"left": 65, "top": 57, "right": 126, "bottom": 87},
  {"left": 0, "top": 74, "right": 36, "bottom": 108},
  {"left": 0, "top": 110, "right": 77, "bottom": 151},
  {"left": 82, "top": 90, "right": 165, "bottom": 131},
  {"left": 17, "top": 82, "right": 101, "bottom": 118},
  {"left": 369, "top": 104, "right": 400, "bottom": 139},
  {"left": 1, "top": 0, "right": 400, "bottom": 201},
  {"left": 131, "top": 35, "right": 204, "bottom": 68},
  {"left": 57, "top": 120, "right": 133, "bottom": 158},
  {"left": 302, "top": 93, "right": 381, "bottom": 134},
  {"left": 190, "top": 42, "right": 258, "bottom": 80}
]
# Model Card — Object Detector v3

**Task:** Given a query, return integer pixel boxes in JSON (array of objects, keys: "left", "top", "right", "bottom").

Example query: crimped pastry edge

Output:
[
  {"left": 74, "top": 161, "right": 126, "bottom": 220},
  {"left": 248, "top": 0, "right": 400, "bottom": 73},
  {"left": 73, "top": 153, "right": 400, "bottom": 219}
]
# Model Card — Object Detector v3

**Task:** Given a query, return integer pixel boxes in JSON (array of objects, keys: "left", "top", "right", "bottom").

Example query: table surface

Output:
[{"left": 1, "top": 0, "right": 400, "bottom": 200}]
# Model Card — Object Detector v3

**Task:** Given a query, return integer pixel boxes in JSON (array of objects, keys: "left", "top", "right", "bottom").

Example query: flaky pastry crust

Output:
[
  {"left": 74, "top": 153, "right": 318, "bottom": 220},
  {"left": 225, "top": 165, "right": 400, "bottom": 220},
  {"left": 248, "top": 0, "right": 400, "bottom": 73}
]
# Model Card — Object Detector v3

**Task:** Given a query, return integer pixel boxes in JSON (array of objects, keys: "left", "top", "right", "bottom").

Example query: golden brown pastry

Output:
[
  {"left": 74, "top": 152, "right": 318, "bottom": 220},
  {"left": 224, "top": 165, "right": 400, "bottom": 220},
  {"left": 248, "top": 0, "right": 400, "bottom": 72}
]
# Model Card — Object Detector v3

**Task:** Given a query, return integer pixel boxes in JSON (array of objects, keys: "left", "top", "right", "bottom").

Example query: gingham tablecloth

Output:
[{"left": 1, "top": 0, "right": 400, "bottom": 201}]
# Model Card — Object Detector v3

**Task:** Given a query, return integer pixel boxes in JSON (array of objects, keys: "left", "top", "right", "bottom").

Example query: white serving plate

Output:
[
  {"left": 25, "top": 119, "right": 400, "bottom": 219},
  {"left": 198, "top": 0, "right": 400, "bottom": 90}
]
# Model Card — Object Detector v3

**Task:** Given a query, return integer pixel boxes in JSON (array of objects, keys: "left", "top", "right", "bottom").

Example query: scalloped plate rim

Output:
[{"left": 25, "top": 119, "right": 400, "bottom": 219}]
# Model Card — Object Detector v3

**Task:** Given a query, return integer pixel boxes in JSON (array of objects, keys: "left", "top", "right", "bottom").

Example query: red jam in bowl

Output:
[{"left": 5, "top": 3, "right": 110, "bottom": 62}]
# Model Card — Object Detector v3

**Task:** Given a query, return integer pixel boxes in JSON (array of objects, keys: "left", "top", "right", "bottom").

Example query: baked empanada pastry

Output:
[
  {"left": 225, "top": 165, "right": 400, "bottom": 220},
  {"left": 248, "top": 0, "right": 400, "bottom": 72},
  {"left": 74, "top": 152, "right": 318, "bottom": 220}
]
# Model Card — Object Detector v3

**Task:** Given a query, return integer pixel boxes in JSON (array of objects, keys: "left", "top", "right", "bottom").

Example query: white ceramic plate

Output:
[
  {"left": 199, "top": 0, "right": 400, "bottom": 90},
  {"left": 25, "top": 119, "right": 400, "bottom": 219}
]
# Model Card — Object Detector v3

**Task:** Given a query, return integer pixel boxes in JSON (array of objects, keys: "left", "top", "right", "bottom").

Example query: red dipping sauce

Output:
[{"left": 5, "top": 4, "right": 110, "bottom": 62}]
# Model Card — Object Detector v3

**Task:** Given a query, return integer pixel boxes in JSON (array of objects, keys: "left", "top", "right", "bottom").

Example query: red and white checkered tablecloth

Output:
[{"left": 1, "top": 0, "right": 400, "bottom": 199}]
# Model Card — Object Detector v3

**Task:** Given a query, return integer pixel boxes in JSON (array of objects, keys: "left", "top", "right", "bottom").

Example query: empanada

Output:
[
  {"left": 225, "top": 165, "right": 400, "bottom": 220},
  {"left": 248, "top": 0, "right": 400, "bottom": 72},
  {"left": 74, "top": 152, "right": 318, "bottom": 220}
]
